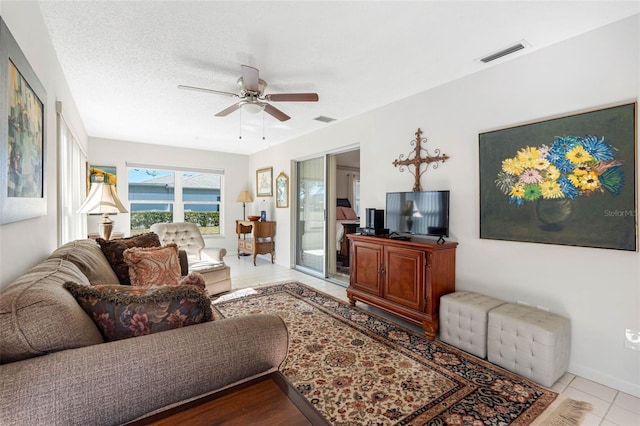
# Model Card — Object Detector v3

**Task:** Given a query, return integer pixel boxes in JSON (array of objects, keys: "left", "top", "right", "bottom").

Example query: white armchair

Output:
[{"left": 150, "top": 222, "right": 231, "bottom": 295}]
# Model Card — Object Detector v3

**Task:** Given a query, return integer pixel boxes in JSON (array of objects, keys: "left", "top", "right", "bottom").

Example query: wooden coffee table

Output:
[{"left": 127, "top": 372, "right": 330, "bottom": 425}]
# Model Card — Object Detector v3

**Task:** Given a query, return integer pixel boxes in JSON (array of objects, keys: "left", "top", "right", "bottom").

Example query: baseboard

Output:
[{"left": 568, "top": 364, "right": 640, "bottom": 398}]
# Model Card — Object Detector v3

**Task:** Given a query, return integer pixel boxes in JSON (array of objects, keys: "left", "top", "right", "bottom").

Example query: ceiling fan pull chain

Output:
[
  {"left": 239, "top": 109, "right": 242, "bottom": 139},
  {"left": 262, "top": 111, "right": 266, "bottom": 140}
]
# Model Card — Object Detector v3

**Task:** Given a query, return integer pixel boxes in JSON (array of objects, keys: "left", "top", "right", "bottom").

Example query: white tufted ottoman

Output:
[
  {"left": 439, "top": 291, "right": 506, "bottom": 358},
  {"left": 189, "top": 260, "right": 231, "bottom": 296},
  {"left": 487, "top": 303, "right": 570, "bottom": 387}
]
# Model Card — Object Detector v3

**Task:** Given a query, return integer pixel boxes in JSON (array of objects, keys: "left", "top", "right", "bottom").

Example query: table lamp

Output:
[
  {"left": 236, "top": 190, "right": 253, "bottom": 220},
  {"left": 77, "top": 182, "right": 128, "bottom": 240}
]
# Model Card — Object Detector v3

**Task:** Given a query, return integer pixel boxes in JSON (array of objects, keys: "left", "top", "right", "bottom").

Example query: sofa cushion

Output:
[
  {"left": 97, "top": 233, "right": 161, "bottom": 285},
  {"left": 48, "top": 239, "right": 120, "bottom": 285},
  {"left": 64, "top": 282, "right": 213, "bottom": 342},
  {"left": 0, "top": 259, "right": 104, "bottom": 364},
  {"left": 123, "top": 244, "right": 182, "bottom": 288},
  {"left": 179, "top": 272, "right": 207, "bottom": 292}
]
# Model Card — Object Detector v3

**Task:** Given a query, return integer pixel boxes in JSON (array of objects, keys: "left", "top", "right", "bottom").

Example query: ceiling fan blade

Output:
[
  {"left": 215, "top": 102, "right": 242, "bottom": 117},
  {"left": 264, "top": 104, "right": 291, "bottom": 122},
  {"left": 177, "top": 84, "right": 238, "bottom": 97},
  {"left": 266, "top": 93, "right": 319, "bottom": 102},
  {"left": 241, "top": 65, "right": 260, "bottom": 93}
]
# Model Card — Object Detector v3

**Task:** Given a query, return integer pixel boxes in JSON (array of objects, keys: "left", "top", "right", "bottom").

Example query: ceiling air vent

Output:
[
  {"left": 314, "top": 116, "right": 337, "bottom": 123},
  {"left": 479, "top": 40, "right": 530, "bottom": 64}
]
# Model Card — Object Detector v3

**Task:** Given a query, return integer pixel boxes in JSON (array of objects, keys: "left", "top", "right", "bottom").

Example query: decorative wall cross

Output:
[{"left": 392, "top": 128, "right": 450, "bottom": 192}]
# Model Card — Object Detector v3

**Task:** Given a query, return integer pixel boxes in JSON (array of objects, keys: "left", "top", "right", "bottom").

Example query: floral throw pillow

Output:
[
  {"left": 124, "top": 244, "right": 182, "bottom": 288},
  {"left": 63, "top": 282, "right": 213, "bottom": 342},
  {"left": 97, "top": 233, "right": 161, "bottom": 285},
  {"left": 179, "top": 272, "right": 207, "bottom": 293}
]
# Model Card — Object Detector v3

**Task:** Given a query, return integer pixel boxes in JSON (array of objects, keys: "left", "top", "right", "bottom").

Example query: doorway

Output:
[
  {"left": 295, "top": 157, "right": 326, "bottom": 276},
  {"left": 293, "top": 149, "right": 360, "bottom": 283},
  {"left": 329, "top": 149, "right": 360, "bottom": 284}
]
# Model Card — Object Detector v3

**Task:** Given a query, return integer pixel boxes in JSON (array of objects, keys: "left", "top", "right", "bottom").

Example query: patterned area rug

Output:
[{"left": 212, "top": 282, "right": 590, "bottom": 425}]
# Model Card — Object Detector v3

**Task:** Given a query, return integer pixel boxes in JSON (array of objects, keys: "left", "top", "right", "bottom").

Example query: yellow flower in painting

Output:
[
  {"left": 501, "top": 158, "right": 524, "bottom": 175},
  {"left": 532, "top": 158, "right": 550, "bottom": 170},
  {"left": 509, "top": 185, "right": 525, "bottom": 198},
  {"left": 572, "top": 163, "right": 591, "bottom": 176},
  {"left": 576, "top": 171, "right": 601, "bottom": 191},
  {"left": 566, "top": 145, "right": 593, "bottom": 164},
  {"left": 545, "top": 164, "right": 561, "bottom": 180},
  {"left": 567, "top": 173, "right": 580, "bottom": 187},
  {"left": 516, "top": 146, "right": 540, "bottom": 168},
  {"left": 540, "top": 180, "right": 564, "bottom": 199}
]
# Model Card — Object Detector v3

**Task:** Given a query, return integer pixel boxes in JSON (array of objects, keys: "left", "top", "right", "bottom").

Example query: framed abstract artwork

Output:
[
  {"left": 479, "top": 102, "right": 637, "bottom": 251},
  {"left": 89, "top": 165, "right": 117, "bottom": 186},
  {"left": 0, "top": 18, "right": 47, "bottom": 224},
  {"left": 256, "top": 167, "right": 273, "bottom": 197}
]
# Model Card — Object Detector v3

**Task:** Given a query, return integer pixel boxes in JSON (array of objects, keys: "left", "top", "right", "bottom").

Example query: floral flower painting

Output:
[
  {"left": 495, "top": 135, "right": 624, "bottom": 206},
  {"left": 479, "top": 103, "right": 637, "bottom": 251}
]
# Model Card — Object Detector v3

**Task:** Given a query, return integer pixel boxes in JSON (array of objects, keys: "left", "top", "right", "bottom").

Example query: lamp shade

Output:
[
  {"left": 236, "top": 190, "right": 254, "bottom": 203},
  {"left": 77, "top": 182, "right": 128, "bottom": 214}
]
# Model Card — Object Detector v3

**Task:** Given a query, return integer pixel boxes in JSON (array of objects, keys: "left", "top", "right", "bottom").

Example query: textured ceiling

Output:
[{"left": 37, "top": 1, "right": 639, "bottom": 155}]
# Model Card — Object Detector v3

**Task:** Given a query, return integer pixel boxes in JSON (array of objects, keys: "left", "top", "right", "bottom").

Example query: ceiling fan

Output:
[{"left": 178, "top": 65, "right": 319, "bottom": 122}]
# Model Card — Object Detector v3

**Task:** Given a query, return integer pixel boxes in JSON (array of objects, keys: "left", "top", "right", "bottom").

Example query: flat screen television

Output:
[{"left": 385, "top": 190, "right": 450, "bottom": 237}]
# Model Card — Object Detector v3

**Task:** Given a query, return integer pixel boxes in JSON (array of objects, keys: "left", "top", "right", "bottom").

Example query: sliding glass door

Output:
[{"left": 295, "top": 157, "right": 326, "bottom": 276}]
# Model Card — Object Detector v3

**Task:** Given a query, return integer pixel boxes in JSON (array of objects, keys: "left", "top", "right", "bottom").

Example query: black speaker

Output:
[{"left": 366, "top": 208, "right": 385, "bottom": 229}]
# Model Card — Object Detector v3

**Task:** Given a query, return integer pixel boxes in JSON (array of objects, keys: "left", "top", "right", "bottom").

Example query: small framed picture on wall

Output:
[
  {"left": 276, "top": 172, "right": 289, "bottom": 208},
  {"left": 256, "top": 167, "right": 273, "bottom": 197}
]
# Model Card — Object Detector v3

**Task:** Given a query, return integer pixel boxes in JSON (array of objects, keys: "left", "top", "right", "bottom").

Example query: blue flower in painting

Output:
[
  {"left": 547, "top": 136, "right": 582, "bottom": 173},
  {"left": 550, "top": 156, "right": 575, "bottom": 174},
  {"left": 508, "top": 195, "right": 525, "bottom": 206},
  {"left": 581, "top": 135, "right": 615, "bottom": 161},
  {"left": 551, "top": 135, "right": 581, "bottom": 154},
  {"left": 557, "top": 175, "right": 579, "bottom": 199}
]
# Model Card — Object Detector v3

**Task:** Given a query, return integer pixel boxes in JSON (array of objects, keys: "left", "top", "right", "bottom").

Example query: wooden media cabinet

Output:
[{"left": 346, "top": 234, "right": 457, "bottom": 340}]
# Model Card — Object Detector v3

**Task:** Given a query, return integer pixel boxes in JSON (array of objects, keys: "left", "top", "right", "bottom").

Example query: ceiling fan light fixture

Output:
[{"left": 240, "top": 101, "right": 265, "bottom": 114}]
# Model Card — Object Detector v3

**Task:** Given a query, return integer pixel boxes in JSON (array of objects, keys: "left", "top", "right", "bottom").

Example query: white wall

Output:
[
  {"left": 250, "top": 15, "right": 640, "bottom": 396},
  {"left": 0, "top": 1, "right": 88, "bottom": 289},
  {"left": 87, "top": 137, "right": 249, "bottom": 254}
]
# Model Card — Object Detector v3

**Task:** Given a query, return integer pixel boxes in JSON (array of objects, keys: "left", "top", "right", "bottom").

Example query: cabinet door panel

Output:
[
  {"left": 351, "top": 242, "right": 383, "bottom": 296},
  {"left": 384, "top": 246, "right": 424, "bottom": 311}
]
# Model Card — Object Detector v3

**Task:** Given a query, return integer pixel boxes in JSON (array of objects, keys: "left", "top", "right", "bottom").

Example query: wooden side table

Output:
[{"left": 236, "top": 220, "right": 276, "bottom": 266}]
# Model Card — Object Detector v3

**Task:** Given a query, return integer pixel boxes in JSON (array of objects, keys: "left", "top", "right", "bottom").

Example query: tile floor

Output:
[{"left": 221, "top": 253, "right": 640, "bottom": 426}]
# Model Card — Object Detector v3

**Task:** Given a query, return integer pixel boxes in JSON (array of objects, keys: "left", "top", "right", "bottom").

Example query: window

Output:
[
  {"left": 128, "top": 166, "right": 222, "bottom": 236},
  {"left": 353, "top": 177, "right": 361, "bottom": 217},
  {"left": 58, "top": 107, "right": 87, "bottom": 244}
]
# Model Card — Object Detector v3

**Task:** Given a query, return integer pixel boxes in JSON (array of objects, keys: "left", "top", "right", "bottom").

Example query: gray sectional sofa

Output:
[{"left": 0, "top": 239, "right": 289, "bottom": 425}]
